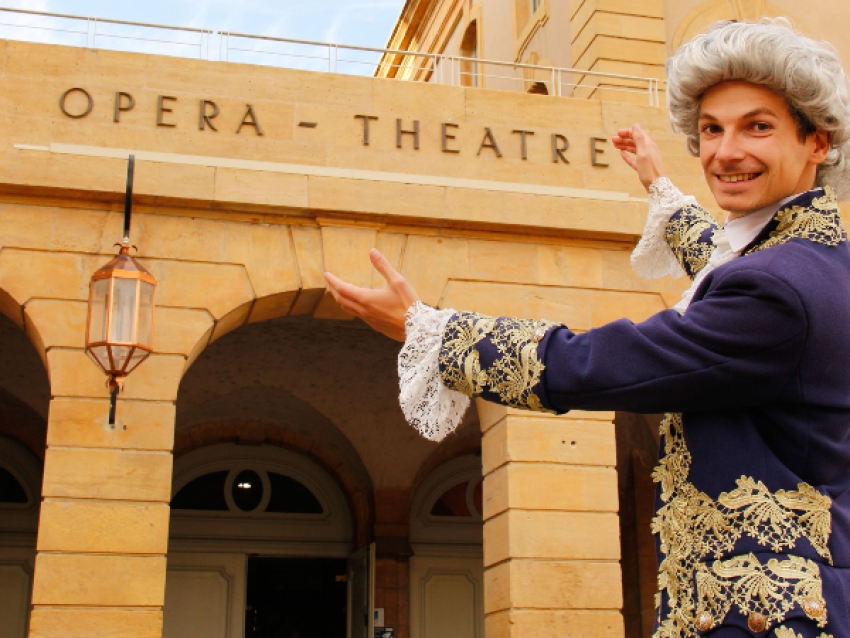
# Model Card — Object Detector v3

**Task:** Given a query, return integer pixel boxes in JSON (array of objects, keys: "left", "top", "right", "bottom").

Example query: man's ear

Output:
[{"left": 809, "top": 130, "right": 831, "bottom": 165}]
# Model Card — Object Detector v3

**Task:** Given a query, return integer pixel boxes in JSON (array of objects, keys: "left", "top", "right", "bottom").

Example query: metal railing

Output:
[
  {"left": 0, "top": 7, "right": 662, "bottom": 106},
  {"left": 0, "top": 7, "right": 212, "bottom": 58}
]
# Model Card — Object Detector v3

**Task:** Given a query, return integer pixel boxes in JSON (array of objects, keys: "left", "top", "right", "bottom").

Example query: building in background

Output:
[
  {"left": 0, "top": 3, "right": 846, "bottom": 638},
  {"left": 379, "top": 0, "right": 848, "bottom": 104}
]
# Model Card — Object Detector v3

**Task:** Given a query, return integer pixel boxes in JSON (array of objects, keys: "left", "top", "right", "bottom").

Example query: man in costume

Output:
[{"left": 324, "top": 19, "right": 850, "bottom": 638}]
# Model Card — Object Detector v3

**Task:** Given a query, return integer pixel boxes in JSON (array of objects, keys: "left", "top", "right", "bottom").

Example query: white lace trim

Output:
[
  {"left": 672, "top": 229, "right": 739, "bottom": 314},
  {"left": 630, "top": 177, "right": 695, "bottom": 280},
  {"left": 398, "top": 301, "right": 470, "bottom": 442}
]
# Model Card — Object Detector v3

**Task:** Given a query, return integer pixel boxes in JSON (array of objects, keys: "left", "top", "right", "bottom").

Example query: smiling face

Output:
[{"left": 698, "top": 81, "right": 830, "bottom": 217}]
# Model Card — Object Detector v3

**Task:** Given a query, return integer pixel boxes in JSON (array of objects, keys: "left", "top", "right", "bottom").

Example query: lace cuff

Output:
[
  {"left": 398, "top": 301, "right": 470, "bottom": 442},
  {"left": 631, "top": 177, "right": 696, "bottom": 280}
]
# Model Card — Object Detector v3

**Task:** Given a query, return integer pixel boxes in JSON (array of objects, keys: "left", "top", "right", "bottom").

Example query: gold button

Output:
[
  {"left": 695, "top": 611, "right": 713, "bottom": 632},
  {"left": 747, "top": 611, "right": 766, "bottom": 633},
  {"left": 803, "top": 597, "right": 825, "bottom": 618},
  {"left": 531, "top": 325, "right": 548, "bottom": 343}
]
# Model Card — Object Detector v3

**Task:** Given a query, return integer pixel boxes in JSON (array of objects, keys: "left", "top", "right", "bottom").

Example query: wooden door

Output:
[
  {"left": 0, "top": 547, "right": 34, "bottom": 638},
  {"left": 162, "top": 552, "right": 247, "bottom": 638},
  {"left": 409, "top": 556, "right": 483, "bottom": 638}
]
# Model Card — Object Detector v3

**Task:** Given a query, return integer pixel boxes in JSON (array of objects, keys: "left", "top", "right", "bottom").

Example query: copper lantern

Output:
[
  {"left": 84, "top": 155, "right": 156, "bottom": 423},
  {"left": 85, "top": 244, "right": 156, "bottom": 384}
]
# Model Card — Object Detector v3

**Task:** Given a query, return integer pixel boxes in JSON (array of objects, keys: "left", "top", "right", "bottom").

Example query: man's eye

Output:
[
  {"left": 752, "top": 122, "right": 772, "bottom": 132},
  {"left": 700, "top": 124, "right": 721, "bottom": 135}
]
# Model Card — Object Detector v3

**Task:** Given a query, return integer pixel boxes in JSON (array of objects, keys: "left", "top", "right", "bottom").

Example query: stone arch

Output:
[
  {"left": 175, "top": 222, "right": 403, "bottom": 378},
  {"left": 0, "top": 286, "right": 49, "bottom": 381},
  {"left": 409, "top": 419, "right": 482, "bottom": 512},
  {"left": 169, "top": 441, "right": 355, "bottom": 552},
  {"left": 409, "top": 454, "right": 484, "bottom": 548},
  {"left": 460, "top": 20, "right": 481, "bottom": 87},
  {"left": 671, "top": 0, "right": 805, "bottom": 51},
  {"left": 173, "top": 420, "right": 374, "bottom": 548},
  {"left": 0, "top": 292, "right": 51, "bottom": 459},
  {"left": 174, "top": 303, "right": 406, "bottom": 548}
]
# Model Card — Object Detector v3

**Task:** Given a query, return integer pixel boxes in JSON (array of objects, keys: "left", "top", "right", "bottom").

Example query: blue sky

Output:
[{"left": 0, "top": 0, "right": 407, "bottom": 72}]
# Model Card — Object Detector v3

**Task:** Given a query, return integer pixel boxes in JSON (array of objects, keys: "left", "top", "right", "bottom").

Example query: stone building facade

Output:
[{"left": 0, "top": 2, "right": 846, "bottom": 638}]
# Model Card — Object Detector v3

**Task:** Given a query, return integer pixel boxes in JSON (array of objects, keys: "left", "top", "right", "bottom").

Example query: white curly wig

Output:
[{"left": 667, "top": 18, "right": 850, "bottom": 198}]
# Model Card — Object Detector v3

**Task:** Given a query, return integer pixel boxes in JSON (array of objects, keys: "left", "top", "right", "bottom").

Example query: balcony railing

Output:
[{"left": 0, "top": 7, "right": 663, "bottom": 106}]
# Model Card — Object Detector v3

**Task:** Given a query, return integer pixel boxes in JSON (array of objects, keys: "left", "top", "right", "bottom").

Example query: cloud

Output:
[{"left": 2, "top": 0, "right": 52, "bottom": 10}]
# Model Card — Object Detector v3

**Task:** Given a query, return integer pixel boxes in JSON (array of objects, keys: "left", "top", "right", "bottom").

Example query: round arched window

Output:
[
  {"left": 430, "top": 477, "right": 482, "bottom": 518},
  {"left": 169, "top": 444, "right": 353, "bottom": 552},
  {"left": 172, "top": 467, "right": 323, "bottom": 515},
  {"left": 0, "top": 466, "right": 28, "bottom": 505},
  {"left": 410, "top": 455, "right": 484, "bottom": 548}
]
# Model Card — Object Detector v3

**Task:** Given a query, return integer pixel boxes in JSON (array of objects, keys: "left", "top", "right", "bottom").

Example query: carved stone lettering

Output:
[
  {"left": 397, "top": 119, "right": 420, "bottom": 150},
  {"left": 113, "top": 92, "right": 135, "bottom": 123},
  {"left": 512, "top": 129, "right": 534, "bottom": 160},
  {"left": 59, "top": 88, "right": 93, "bottom": 119},
  {"left": 591, "top": 137, "right": 609, "bottom": 166},
  {"left": 157, "top": 95, "right": 177, "bottom": 127},
  {"left": 236, "top": 104, "right": 263, "bottom": 136},
  {"left": 199, "top": 100, "right": 220, "bottom": 132},
  {"left": 478, "top": 128, "right": 503, "bottom": 157},
  {"left": 551, "top": 134, "right": 570, "bottom": 164},
  {"left": 355, "top": 115, "right": 379, "bottom": 146},
  {"left": 442, "top": 123, "right": 460, "bottom": 154}
]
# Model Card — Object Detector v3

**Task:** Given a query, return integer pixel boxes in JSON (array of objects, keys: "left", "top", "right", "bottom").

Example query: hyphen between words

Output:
[{"left": 59, "top": 87, "right": 613, "bottom": 166}]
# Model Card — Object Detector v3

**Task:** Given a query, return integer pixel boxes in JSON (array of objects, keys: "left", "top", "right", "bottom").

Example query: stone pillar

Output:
[
  {"left": 27, "top": 345, "right": 183, "bottom": 638},
  {"left": 479, "top": 400, "right": 624, "bottom": 638},
  {"left": 569, "top": 0, "right": 666, "bottom": 103}
]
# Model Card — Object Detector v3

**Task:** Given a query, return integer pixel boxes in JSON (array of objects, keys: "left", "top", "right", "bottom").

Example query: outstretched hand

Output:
[
  {"left": 323, "top": 249, "right": 420, "bottom": 342},
  {"left": 612, "top": 123, "right": 666, "bottom": 191}
]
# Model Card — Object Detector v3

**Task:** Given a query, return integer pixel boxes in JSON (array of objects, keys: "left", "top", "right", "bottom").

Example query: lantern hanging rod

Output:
[{"left": 123, "top": 154, "right": 135, "bottom": 243}]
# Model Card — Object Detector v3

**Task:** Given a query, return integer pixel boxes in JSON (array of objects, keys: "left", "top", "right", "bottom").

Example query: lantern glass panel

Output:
[
  {"left": 110, "top": 344, "right": 131, "bottom": 372},
  {"left": 125, "top": 348, "right": 149, "bottom": 374},
  {"left": 87, "top": 346, "right": 110, "bottom": 371},
  {"left": 109, "top": 278, "right": 138, "bottom": 344},
  {"left": 88, "top": 279, "right": 110, "bottom": 343},
  {"left": 137, "top": 282, "right": 154, "bottom": 347}
]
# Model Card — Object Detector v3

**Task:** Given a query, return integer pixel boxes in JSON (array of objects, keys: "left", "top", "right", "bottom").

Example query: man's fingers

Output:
[
  {"left": 612, "top": 137, "right": 637, "bottom": 152},
  {"left": 631, "top": 123, "right": 647, "bottom": 152},
  {"left": 369, "top": 249, "right": 401, "bottom": 285},
  {"left": 324, "top": 271, "right": 366, "bottom": 304}
]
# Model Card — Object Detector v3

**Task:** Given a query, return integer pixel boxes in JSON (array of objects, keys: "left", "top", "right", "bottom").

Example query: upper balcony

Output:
[{"left": 0, "top": 7, "right": 662, "bottom": 106}]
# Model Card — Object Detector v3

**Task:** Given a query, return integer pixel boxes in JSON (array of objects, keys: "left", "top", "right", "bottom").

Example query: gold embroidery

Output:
[
  {"left": 748, "top": 187, "right": 846, "bottom": 254},
  {"left": 439, "top": 312, "right": 558, "bottom": 412},
  {"left": 694, "top": 554, "right": 825, "bottom": 631},
  {"left": 652, "top": 414, "right": 832, "bottom": 638},
  {"left": 775, "top": 627, "right": 834, "bottom": 638},
  {"left": 665, "top": 204, "right": 719, "bottom": 279},
  {"left": 438, "top": 313, "right": 495, "bottom": 397}
]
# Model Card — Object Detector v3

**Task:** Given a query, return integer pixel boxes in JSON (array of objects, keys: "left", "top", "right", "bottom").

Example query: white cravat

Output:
[
  {"left": 724, "top": 190, "right": 809, "bottom": 252},
  {"left": 634, "top": 179, "right": 821, "bottom": 313}
]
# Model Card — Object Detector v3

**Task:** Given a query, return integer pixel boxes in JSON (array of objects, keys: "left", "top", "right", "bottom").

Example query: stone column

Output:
[
  {"left": 479, "top": 400, "right": 624, "bottom": 638},
  {"left": 27, "top": 342, "right": 184, "bottom": 638},
  {"left": 569, "top": 0, "right": 666, "bottom": 102}
]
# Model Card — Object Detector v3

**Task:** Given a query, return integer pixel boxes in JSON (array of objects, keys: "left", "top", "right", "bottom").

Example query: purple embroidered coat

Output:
[{"left": 438, "top": 188, "right": 850, "bottom": 638}]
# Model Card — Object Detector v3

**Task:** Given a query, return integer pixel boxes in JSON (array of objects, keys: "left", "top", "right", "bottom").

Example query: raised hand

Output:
[
  {"left": 323, "top": 249, "right": 420, "bottom": 342},
  {"left": 612, "top": 123, "right": 666, "bottom": 191}
]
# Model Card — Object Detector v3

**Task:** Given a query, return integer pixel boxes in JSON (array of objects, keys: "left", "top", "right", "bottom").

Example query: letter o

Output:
[{"left": 59, "top": 87, "right": 93, "bottom": 119}]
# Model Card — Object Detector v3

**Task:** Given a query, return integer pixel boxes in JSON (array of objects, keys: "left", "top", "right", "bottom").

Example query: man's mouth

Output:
[{"left": 716, "top": 173, "right": 761, "bottom": 183}]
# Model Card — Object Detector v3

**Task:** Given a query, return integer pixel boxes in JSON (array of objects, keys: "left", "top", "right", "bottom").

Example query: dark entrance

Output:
[{"left": 246, "top": 557, "right": 348, "bottom": 638}]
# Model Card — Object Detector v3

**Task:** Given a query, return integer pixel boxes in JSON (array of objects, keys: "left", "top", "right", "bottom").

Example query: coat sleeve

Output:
[
  {"left": 665, "top": 203, "right": 721, "bottom": 280},
  {"left": 631, "top": 177, "right": 719, "bottom": 281},
  {"left": 438, "top": 267, "right": 808, "bottom": 415}
]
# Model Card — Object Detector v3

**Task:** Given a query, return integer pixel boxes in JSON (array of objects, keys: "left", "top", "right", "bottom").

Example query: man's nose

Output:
[{"left": 714, "top": 132, "right": 746, "bottom": 163}]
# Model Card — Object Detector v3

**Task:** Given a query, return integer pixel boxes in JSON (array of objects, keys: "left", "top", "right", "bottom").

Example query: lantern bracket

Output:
[{"left": 123, "top": 154, "right": 134, "bottom": 243}]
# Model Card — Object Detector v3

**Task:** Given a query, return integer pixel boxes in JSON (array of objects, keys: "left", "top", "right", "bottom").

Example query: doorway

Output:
[{"left": 245, "top": 557, "right": 348, "bottom": 638}]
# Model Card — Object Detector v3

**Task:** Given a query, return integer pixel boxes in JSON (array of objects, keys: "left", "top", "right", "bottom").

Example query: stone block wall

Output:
[{"left": 0, "top": 37, "right": 711, "bottom": 638}]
